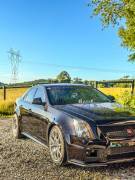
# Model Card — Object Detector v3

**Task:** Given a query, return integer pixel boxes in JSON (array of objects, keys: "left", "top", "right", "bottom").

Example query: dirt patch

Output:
[{"left": 0, "top": 118, "right": 135, "bottom": 180}]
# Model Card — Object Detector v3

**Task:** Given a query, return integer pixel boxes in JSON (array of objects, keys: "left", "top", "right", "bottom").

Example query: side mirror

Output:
[
  {"left": 33, "top": 97, "right": 45, "bottom": 105},
  {"left": 108, "top": 95, "right": 115, "bottom": 102}
]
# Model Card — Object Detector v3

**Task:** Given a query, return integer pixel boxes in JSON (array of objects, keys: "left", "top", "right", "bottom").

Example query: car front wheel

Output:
[{"left": 49, "top": 126, "right": 67, "bottom": 166}]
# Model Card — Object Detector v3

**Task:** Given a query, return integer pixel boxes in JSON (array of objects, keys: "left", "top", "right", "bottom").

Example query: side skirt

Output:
[
  {"left": 68, "top": 158, "right": 135, "bottom": 167},
  {"left": 68, "top": 159, "right": 107, "bottom": 167},
  {"left": 21, "top": 132, "right": 48, "bottom": 149}
]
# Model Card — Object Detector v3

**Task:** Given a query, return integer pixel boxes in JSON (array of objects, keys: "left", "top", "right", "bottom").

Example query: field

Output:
[
  {"left": 0, "top": 87, "right": 29, "bottom": 116},
  {"left": 0, "top": 87, "right": 133, "bottom": 116},
  {"left": 99, "top": 87, "right": 131, "bottom": 98},
  {"left": 0, "top": 87, "right": 28, "bottom": 101},
  {"left": 0, "top": 87, "right": 132, "bottom": 101}
]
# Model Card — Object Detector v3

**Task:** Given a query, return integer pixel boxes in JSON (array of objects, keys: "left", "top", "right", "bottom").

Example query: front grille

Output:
[
  {"left": 109, "top": 146, "right": 135, "bottom": 155},
  {"left": 107, "top": 129, "right": 135, "bottom": 139},
  {"left": 99, "top": 124, "right": 135, "bottom": 140},
  {"left": 108, "top": 152, "right": 135, "bottom": 160}
]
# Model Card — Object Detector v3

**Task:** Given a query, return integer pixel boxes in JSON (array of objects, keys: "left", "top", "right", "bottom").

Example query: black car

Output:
[{"left": 13, "top": 84, "right": 135, "bottom": 167}]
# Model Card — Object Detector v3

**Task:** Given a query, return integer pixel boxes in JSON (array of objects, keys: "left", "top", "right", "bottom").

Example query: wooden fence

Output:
[
  {"left": 0, "top": 80, "right": 135, "bottom": 101},
  {"left": 0, "top": 85, "right": 32, "bottom": 101},
  {"left": 95, "top": 80, "right": 135, "bottom": 95}
]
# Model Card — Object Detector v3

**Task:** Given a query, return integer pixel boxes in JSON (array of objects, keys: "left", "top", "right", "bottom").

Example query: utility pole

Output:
[{"left": 8, "top": 48, "right": 21, "bottom": 83}]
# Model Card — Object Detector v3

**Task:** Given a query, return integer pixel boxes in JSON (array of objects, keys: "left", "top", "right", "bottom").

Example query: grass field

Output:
[
  {"left": 0, "top": 88, "right": 29, "bottom": 116},
  {"left": 0, "top": 87, "right": 132, "bottom": 101},
  {"left": 99, "top": 87, "right": 131, "bottom": 98},
  {"left": 0, "top": 87, "right": 133, "bottom": 116},
  {"left": 0, "top": 87, "right": 28, "bottom": 101}
]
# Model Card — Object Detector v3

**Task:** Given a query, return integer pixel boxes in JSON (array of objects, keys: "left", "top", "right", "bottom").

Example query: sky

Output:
[{"left": 0, "top": 0, "right": 135, "bottom": 83}]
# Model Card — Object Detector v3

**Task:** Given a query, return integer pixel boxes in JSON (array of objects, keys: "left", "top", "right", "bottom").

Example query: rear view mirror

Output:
[{"left": 33, "top": 97, "right": 45, "bottom": 106}]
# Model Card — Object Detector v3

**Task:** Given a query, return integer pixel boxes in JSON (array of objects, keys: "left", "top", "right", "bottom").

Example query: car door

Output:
[
  {"left": 20, "top": 87, "right": 37, "bottom": 134},
  {"left": 29, "top": 86, "right": 49, "bottom": 142}
]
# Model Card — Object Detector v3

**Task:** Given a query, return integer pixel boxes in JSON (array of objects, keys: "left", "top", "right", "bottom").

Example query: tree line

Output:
[{"left": 5, "top": 71, "right": 134, "bottom": 88}]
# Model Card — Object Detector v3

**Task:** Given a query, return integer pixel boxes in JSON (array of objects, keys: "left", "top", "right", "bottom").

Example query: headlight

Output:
[{"left": 73, "top": 119, "right": 94, "bottom": 140}]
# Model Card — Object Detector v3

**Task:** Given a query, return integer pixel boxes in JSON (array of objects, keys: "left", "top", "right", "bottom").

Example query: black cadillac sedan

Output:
[{"left": 13, "top": 84, "right": 135, "bottom": 167}]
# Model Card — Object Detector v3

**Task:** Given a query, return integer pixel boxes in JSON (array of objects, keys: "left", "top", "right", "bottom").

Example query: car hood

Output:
[{"left": 54, "top": 103, "right": 135, "bottom": 125}]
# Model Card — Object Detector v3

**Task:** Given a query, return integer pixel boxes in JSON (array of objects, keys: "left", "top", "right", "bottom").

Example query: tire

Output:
[
  {"left": 49, "top": 125, "right": 67, "bottom": 166},
  {"left": 12, "top": 114, "right": 22, "bottom": 139}
]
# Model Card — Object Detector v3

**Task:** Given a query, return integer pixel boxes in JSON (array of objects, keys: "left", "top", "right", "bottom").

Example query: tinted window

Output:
[
  {"left": 34, "top": 87, "right": 46, "bottom": 103},
  {"left": 46, "top": 86, "right": 111, "bottom": 105},
  {"left": 24, "top": 87, "right": 37, "bottom": 103}
]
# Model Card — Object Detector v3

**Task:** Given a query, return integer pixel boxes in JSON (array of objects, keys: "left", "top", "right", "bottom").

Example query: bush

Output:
[
  {"left": 116, "top": 91, "right": 135, "bottom": 110},
  {"left": 0, "top": 101, "right": 14, "bottom": 116}
]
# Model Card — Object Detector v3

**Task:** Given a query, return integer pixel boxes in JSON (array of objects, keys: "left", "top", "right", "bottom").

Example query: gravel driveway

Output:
[{"left": 0, "top": 118, "right": 135, "bottom": 180}]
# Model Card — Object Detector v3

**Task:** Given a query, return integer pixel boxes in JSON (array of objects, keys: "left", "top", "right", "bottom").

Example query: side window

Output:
[
  {"left": 24, "top": 88, "right": 37, "bottom": 103},
  {"left": 34, "top": 87, "right": 46, "bottom": 103}
]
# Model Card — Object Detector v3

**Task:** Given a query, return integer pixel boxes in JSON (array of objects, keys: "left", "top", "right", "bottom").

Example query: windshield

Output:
[{"left": 46, "top": 86, "right": 111, "bottom": 105}]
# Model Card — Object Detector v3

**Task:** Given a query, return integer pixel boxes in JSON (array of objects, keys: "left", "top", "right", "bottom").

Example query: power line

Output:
[
  {"left": 22, "top": 60, "right": 135, "bottom": 74},
  {"left": 1, "top": 59, "right": 135, "bottom": 74}
]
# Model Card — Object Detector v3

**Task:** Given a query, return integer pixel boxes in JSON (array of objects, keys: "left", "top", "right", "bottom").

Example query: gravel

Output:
[{"left": 0, "top": 118, "right": 135, "bottom": 180}]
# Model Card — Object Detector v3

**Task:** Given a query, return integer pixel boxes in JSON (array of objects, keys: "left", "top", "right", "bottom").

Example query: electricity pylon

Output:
[{"left": 8, "top": 48, "right": 21, "bottom": 83}]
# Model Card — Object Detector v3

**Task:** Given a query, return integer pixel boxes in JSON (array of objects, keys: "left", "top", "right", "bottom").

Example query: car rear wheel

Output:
[
  {"left": 12, "top": 114, "right": 22, "bottom": 139},
  {"left": 49, "top": 126, "right": 67, "bottom": 166}
]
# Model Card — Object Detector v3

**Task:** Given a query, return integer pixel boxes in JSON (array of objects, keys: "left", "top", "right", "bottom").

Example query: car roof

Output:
[{"left": 37, "top": 83, "right": 89, "bottom": 88}]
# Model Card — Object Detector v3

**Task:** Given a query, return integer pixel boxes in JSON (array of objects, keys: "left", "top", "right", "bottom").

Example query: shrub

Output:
[
  {"left": 0, "top": 101, "right": 14, "bottom": 116},
  {"left": 116, "top": 91, "right": 135, "bottom": 110}
]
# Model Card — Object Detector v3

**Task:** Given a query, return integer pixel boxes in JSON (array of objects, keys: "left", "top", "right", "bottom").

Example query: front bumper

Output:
[{"left": 67, "top": 140, "right": 135, "bottom": 167}]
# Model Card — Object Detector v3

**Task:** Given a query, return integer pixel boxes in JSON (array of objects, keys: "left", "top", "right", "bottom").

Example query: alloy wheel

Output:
[{"left": 49, "top": 126, "right": 65, "bottom": 164}]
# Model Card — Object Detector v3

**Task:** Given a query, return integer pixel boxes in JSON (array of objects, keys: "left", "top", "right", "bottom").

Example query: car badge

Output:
[{"left": 127, "top": 128, "right": 134, "bottom": 136}]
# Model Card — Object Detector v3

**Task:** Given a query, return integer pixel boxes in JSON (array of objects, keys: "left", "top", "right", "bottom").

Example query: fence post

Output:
[
  {"left": 3, "top": 86, "right": 6, "bottom": 100},
  {"left": 131, "top": 80, "right": 135, "bottom": 95},
  {"left": 95, "top": 81, "right": 98, "bottom": 89},
  {"left": 94, "top": 81, "right": 98, "bottom": 88}
]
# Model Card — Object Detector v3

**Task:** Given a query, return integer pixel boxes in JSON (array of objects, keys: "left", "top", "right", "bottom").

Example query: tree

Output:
[
  {"left": 72, "top": 77, "right": 83, "bottom": 84},
  {"left": 89, "top": 0, "right": 135, "bottom": 61},
  {"left": 84, "top": 80, "right": 89, "bottom": 85},
  {"left": 57, "top": 71, "right": 71, "bottom": 83}
]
